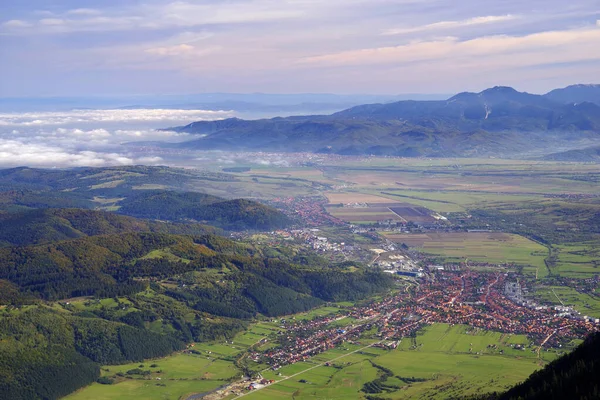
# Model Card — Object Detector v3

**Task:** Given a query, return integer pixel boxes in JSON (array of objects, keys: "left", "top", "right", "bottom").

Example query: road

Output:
[
  {"left": 232, "top": 340, "right": 386, "bottom": 399},
  {"left": 483, "top": 274, "right": 501, "bottom": 304},
  {"left": 233, "top": 319, "right": 423, "bottom": 399}
]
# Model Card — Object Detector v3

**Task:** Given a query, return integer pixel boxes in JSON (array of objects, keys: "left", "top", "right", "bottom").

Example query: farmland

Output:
[
  {"left": 383, "top": 232, "right": 548, "bottom": 275},
  {"left": 325, "top": 192, "right": 439, "bottom": 224},
  {"left": 534, "top": 285, "right": 600, "bottom": 318},
  {"left": 240, "top": 323, "right": 555, "bottom": 400},
  {"left": 27, "top": 157, "right": 599, "bottom": 400}
]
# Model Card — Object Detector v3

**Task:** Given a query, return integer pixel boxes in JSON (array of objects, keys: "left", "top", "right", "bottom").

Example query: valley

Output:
[{"left": 1, "top": 155, "right": 598, "bottom": 399}]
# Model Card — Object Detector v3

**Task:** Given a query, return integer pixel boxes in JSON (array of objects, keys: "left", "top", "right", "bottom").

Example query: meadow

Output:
[
  {"left": 241, "top": 323, "right": 556, "bottom": 400},
  {"left": 383, "top": 232, "right": 548, "bottom": 276},
  {"left": 534, "top": 285, "right": 600, "bottom": 318},
  {"left": 64, "top": 353, "right": 239, "bottom": 400}
]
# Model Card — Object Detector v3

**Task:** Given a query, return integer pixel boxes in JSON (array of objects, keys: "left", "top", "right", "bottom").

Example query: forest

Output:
[{"left": 0, "top": 214, "right": 394, "bottom": 399}]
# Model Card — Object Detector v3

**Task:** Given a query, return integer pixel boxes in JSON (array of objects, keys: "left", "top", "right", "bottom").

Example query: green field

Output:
[
  {"left": 64, "top": 321, "right": 283, "bottom": 400},
  {"left": 241, "top": 323, "right": 556, "bottom": 400},
  {"left": 61, "top": 312, "right": 563, "bottom": 400},
  {"left": 383, "top": 232, "right": 548, "bottom": 277},
  {"left": 552, "top": 243, "right": 600, "bottom": 278},
  {"left": 367, "top": 189, "right": 544, "bottom": 213},
  {"left": 534, "top": 285, "right": 600, "bottom": 318},
  {"left": 65, "top": 353, "right": 239, "bottom": 400}
]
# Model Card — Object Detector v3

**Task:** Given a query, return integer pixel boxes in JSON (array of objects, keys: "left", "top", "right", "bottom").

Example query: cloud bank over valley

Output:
[{"left": 0, "top": 108, "right": 232, "bottom": 168}]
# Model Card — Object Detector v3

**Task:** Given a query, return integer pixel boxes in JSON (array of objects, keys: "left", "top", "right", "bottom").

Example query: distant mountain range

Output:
[
  {"left": 545, "top": 84, "right": 600, "bottom": 106},
  {"left": 168, "top": 85, "right": 600, "bottom": 159}
]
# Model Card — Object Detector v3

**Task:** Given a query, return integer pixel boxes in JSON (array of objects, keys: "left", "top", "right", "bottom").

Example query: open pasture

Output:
[
  {"left": 553, "top": 243, "right": 600, "bottom": 278},
  {"left": 244, "top": 323, "right": 552, "bottom": 400},
  {"left": 322, "top": 159, "right": 600, "bottom": 195},
  {"left": 65, "top": 353, "right": 239, "bottom": 400},
  {"left": 383, "top": 232, "right": 547, "bottom": 270},
  {"left": 325, "top": 192, "right": 399, "bottom": 204},
  {"left": 535, "top": 285, "right": 600, "bottom": 318}
]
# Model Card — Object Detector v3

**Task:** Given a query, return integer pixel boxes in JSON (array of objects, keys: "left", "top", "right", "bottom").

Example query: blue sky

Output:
[{"left": 1, "top": 0, "right": 599, "bottom": 96}]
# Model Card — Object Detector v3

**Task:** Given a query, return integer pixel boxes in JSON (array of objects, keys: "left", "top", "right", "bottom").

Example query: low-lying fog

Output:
[{"left": 0, "top": 108, "right": 236, "bottom": 168}]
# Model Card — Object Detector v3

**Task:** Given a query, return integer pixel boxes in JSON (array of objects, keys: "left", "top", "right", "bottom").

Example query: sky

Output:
[{"left": 1, "top": 0, "right": 599, "bottom": 96}]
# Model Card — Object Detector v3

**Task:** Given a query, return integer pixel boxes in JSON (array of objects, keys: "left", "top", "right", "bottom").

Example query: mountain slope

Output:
[
  {"left": 171, "top": 86, "right": 600, "bottom": 157},
  {"left": 0, "top": 208, "right": 219, "bottom": 247},
  {"left": 470, "top": 332, "right": 600, "bottom": 400},
  {"left": 0, "top": 230, "right": 394, "bottom": 399},
  {"left": 542, "top": 145, "right": 600, "bottom": 162},
  {"left": 117, "top": 190, "right": 291, "bottom": 230},
  {"left": 0, "top": 167, "right": 290, "bottom": 231},
  {"left": 544, "top": 84, "right": 600, "bottom": 105}
]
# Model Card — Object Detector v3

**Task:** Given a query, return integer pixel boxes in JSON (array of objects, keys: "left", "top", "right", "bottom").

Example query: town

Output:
[{"left": 246, "top": 269, "right": 599, "bottom": 370}]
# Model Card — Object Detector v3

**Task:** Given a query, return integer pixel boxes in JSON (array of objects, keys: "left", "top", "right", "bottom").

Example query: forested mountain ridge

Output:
[
  {"left": 170, "top": 86, "right": 600, "bottom": 158},
  {"left": 0, "top": 208, "right": 220, "bottom": 247},
  {"left": 0, "top": 166, "right": 291, "bottom": 231},
  {"left": 0, "top": 230, "right": 395, "bottom": 399},
  {"left": 117, "top": 190, "right": 292, "bottom": 230}
]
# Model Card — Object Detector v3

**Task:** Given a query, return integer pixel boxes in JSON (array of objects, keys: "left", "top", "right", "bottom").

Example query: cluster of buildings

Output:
[
  {"left": 269, "top": 196, "right": 344, "bottom": 226},
  {"left": 245, "top": 270, "right": 599, "bottom": 369},
  {"left": 271, "top": 228, "right": 356, "bottom": 257}
]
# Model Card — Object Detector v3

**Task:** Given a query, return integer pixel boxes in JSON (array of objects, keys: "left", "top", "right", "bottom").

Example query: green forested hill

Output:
[
  {"left": 0, "top": 307, "right": 184, "bottom": 400},
  {"left": 0, "top": 166, "right": 291, "bottom": 231},
  {"left": 0, "top": 231, "right": 394, "bottom": 399},
  {"left": 117, "top": 190, "right": 292, "bottom": 230},
  {"left": 0, "top": 208, "right": 220, "bottom": 247},
  {"left": 0, "top": 231, "right": 393, "bottom": 307}
]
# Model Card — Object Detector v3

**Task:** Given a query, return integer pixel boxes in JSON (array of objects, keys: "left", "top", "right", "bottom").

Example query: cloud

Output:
[
  {"left": 383, "top": 14, "right": 519, "bottom": 35},
  {"left": 0, "top": 138, "right": 163, "bottom": 168},
  {"left": 0, "top": 1, "right": 307, "bottom": 34},
  {"left": 39, "top": 18, "right": 66, "bottom": 26},
  {"left": 0, "top": 0, "right": 599, "bottom": 95},
  {"left": 0, "top": 109, "right": 232, "bottom": 127},
  {"left": 0, "top": 108, "right": 232, "bottom": 167},
  {"left": 300, "top": 26, "right": 600, "bottom": 67},
  {"left": 2, "top": 20, "right": 32, "bottom": 28},
  {"left": 143, "top": 44, "right": 222, "bottom": 58},
  {"left": 67, "top": 9, "right": 102, "bottom": 16}
]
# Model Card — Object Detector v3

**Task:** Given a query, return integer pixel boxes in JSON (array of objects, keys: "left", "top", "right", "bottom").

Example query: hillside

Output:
[
  {"left": 544, "top": 84, "right": 600, "bottom": 106},
  {"left": 0, "top": 231, "right": 394, "bottom": 399},
  {"left": 0, "top": 166, "right": 290, "bottom": 231},
  {"left": 469, "top": 332, "right": 600, "bottom": 400},
  {"left": 0, "top": 208, "right": 220, "bottom": 247},
  {"left": 169, "top": 86, "right": 600, "bottom": 158},
  {"left": 542, "top": 145, "right": 600, "bottom": 162},
  {"left": 116, "top": 190, "right": 292, "bottom": 230}
]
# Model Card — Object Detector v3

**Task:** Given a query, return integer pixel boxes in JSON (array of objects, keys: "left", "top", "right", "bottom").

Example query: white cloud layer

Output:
[
  {"left": 0, "top": 139, "right": 163, "bottom": 168},
  {"left": 0, "top": 108, "right": 231, "bottom": 126},
  {"left": 0, "top": 108, "right": 230, "bottom": 168},
  {"left": 383, "top": 14, "right": 519, "bottom": 35}
]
